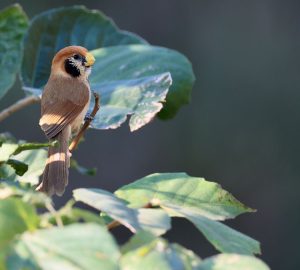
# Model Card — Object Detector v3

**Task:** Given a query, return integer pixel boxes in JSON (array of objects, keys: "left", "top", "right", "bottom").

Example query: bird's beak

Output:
[{"left": 85, "top": 52, "right": 95, "bottom": 67}]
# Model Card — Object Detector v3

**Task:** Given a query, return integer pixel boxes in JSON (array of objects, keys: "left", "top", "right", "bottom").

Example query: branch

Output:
[
  {"left": 0, "top": 95, "right": 40, "bottom": 122},
  {"left": 69, "top": 92, "right": 100, "bottom": 152}
]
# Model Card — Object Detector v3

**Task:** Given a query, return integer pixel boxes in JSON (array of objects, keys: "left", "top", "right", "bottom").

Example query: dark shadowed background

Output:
[{"left": 1, "top": 1, "right": 299, "bottom": 269}]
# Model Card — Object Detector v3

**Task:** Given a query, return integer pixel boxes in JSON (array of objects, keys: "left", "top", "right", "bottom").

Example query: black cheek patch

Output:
[{"left": 64, "top": 59, "right": 81, "bottom": 77}]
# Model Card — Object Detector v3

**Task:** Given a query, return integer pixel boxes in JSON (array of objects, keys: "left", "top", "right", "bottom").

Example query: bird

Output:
[{"left": 37, "top": 46, "right": 95, "bottom": 196}]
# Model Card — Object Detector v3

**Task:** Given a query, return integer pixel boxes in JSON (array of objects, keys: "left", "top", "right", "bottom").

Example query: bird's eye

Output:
[{"left": 73, "top": 54, "right": 80, "bottom": 60}]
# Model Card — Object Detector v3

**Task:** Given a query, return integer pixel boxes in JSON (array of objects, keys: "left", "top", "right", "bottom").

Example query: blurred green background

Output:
[{"left": 1, "top": 1, "right": 299, "bottom": 269}]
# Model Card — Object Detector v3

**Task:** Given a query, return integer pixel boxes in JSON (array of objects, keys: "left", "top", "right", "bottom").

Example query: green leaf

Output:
[
  {"left": 198, "top": 254, "right": 270, "bottom": 270},
  {"left": 91, "top": 71, "right": 171, "bottom": 131},
  {"left": 162, "top": 205, "right": 260, "bottom": 256},
  {"left": 6, "top": 223, "right": 120, "bottom": 270},
  {"left": 0, "top": 143, "right": 18, "bottom": 162},
  {"left": 115, "top": 172, "right": 253, "bottom": 221},
  {"left": 74, "top": 188, "right": 171, "bottom": 235},
  {"left": 70, "top": 159, "right": 97, "bottom": 176},
  {"left": 0, "top": 180, "right": 51, "bottom": 206},
  {"left": 170, "top": 243, "right": 202, "bottom": 270},
  {"left": 13, "top": 149, "right": 47, "bottom": 185},
  {"left": 121, "top": 231, "right": 157, "bottom": 254},
  {"left": 89, "top": 44, "right": 194, "bottom": 128},
  {"left": 21, "top": 5, "right": 146, "bottom": 88},
  {"left": 0, "top": 4, "right": 28, "bottom": 99},
  {"left": 6, "top": 159, "right": 28, "bottom": 176},
  {"left": 120, "top": 237, "right": 202, "bottom": 270},
  {"left": 0, "top": 198, "right": 39, "bottom": 250},
  {"left": 0, "top": 142, "right": 46, "bottom": 183}
]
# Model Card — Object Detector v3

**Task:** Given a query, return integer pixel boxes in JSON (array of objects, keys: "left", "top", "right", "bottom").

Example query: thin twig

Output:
[
  {"left": 0, "top": 95, "right": 40, "bottom": 122},
  {"left": 69, "top": 92, "right": 100, "bottom": 152},
  {"left": 107, "top": 202, "right": 153, "bottom": 231}
]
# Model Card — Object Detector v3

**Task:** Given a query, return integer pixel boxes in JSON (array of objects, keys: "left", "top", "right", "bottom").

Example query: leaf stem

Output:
[
  {"left": 69, "top": 92, "right": 100, "bottom": 152},
  {"left": 45, "top": 201, "right": 63, "bottom": 227},
  {"left": 0, "top": 95, "right": 40, "bottom": 122}
]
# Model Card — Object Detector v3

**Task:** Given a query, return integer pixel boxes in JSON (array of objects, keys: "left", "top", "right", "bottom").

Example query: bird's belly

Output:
[{"left": 71, "top": 91, "right": 91, "bottom": 134}]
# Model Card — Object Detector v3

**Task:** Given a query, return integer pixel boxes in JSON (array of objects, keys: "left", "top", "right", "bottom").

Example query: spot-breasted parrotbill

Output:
[{"left": 37, "top": 46, "right": 95, "bottom": 196}]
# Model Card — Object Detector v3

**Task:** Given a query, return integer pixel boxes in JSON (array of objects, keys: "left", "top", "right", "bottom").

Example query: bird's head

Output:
[{"left": 51, "top": 46, "right": 95, "bottom": 79}]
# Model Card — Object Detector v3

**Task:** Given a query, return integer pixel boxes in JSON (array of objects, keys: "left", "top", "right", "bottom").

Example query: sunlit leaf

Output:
[
  {"left": 198, "top": 254, "right": 270, "bottom": 270},
  {"left": 0, "top": 4, "right": 28, "bottom": 99},
  {"left": 0, "top": 143, "right": 18, "bottom": 162},
  {"left": 7, "top": 224, "right": 120, "bottom": 270},
  {"left": 120, "top": 237, "right": 202, "bottom": 270},
  {"left": 74, "top": 188, "right": 171, "bottom": 235},
  {"left": 0, "top": 180, "right": 51, "bottom": 206},
  {"left": 115, "top": 172, "right": 253, "bottom": 220},
  {"left": 121, "top": 231, "right": 157, "bottom": 254},
  {"left": 12, "top": 149, "right": 47, "bottom": 185}
]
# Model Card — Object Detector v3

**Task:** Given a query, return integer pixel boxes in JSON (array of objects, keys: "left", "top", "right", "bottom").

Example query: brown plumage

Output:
[{"left": 37, "top": 46, "right": 95, "bottom": 196}]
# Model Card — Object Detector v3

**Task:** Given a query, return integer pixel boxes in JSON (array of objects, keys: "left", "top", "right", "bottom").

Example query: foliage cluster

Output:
[{"left": 0, "top": 4, "right": 269, "bottom": 269}]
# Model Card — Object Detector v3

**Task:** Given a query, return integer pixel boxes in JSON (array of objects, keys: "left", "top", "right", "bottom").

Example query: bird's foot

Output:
[{"left": 84, "top": 113, "right": 94, "bottom": 122}]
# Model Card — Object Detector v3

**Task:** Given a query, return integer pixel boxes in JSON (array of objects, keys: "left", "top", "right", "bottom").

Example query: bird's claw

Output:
[{"left": 84, "top": 113, "right": 94, "bottom": 121}]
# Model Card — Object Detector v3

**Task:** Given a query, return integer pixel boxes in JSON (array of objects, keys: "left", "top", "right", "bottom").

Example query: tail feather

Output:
[{"left": 37, "top": 127, "right": 71, "bottom": 196}]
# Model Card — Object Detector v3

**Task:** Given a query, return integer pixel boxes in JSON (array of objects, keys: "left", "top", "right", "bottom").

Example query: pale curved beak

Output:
[{"left": 85, "top": 52, "right": 95, "bottom": 67}]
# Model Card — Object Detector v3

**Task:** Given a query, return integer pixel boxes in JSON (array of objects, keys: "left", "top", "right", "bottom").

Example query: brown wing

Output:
[{"left": 39, "top": 77, "right": 90, "bottom": 139}]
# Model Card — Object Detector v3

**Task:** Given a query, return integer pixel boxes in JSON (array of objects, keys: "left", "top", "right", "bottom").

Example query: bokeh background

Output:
[{"left": 1, "top": 1, "right": 299, "bottom": 269}]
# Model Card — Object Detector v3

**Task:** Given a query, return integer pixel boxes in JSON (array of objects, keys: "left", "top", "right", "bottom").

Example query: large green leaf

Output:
[
  {"left": 0, "top": 198, "right": 39, "bottom": 250},
  {"left": 0, "top": 4, "right": 28, "bottom": 99},
  {"left": 115, "top": 173, "right": 253, "bottom": 221},
  {"left": 198, "top": 254, "right": 270, "bottom": 270},
  {"left": 74, "top": 188, "right": 171, "bottom": 235},
  {"left": 89, "top": 44, "right": 194, "bottom": 123},
  {"left": 21, "top": 5, "right": 146, "bottom": 88},
  {"left": 120, "top": 237, "right": 202, "bottom": 270},
  {"left": 6, "top": 223, "right": 120, "bottom": 270},
  {"left": 90, "top": 71, "right": 171, "bottom": 131},
  {"left": 162, "top": 205, "right": 260, "bottom": 255}
]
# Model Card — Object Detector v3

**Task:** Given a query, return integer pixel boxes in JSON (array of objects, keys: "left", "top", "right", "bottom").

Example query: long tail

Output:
[{"left": 37, "top": 127, "right": 71, "bottom": 196}]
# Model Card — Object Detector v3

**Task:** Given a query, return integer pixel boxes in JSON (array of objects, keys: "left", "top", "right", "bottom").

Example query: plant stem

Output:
[
  {"left": 0, "top": 95, "right": 40, "bottom": 122},
  {"left": 45, "top": 201, "right": 63, "bottom": 227},
  {"left": 69, "top": 92, "right": 100, "bottom": 152}
]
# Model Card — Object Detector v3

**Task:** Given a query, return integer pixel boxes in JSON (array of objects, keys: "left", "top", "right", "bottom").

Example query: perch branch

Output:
[
  {"left": 69, "top": 92, "right": 100, "bottom": 152},
  {"left": 0, "top": 95, "right": 40, "bottom": 122},
  {"left": 107, "top": 202, "right": 153, "bottom": 231}
]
